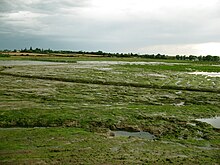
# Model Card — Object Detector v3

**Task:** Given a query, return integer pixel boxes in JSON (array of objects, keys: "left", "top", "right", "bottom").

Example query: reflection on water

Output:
[
  {"left": 77, "top": 61, "right": 188, "bottom": 66},
  {"left": 0, "top": 60, "right": 67, "bottom": 66},
  {"left": 196, "top": 116, "right": 220, "bottom": 128}
]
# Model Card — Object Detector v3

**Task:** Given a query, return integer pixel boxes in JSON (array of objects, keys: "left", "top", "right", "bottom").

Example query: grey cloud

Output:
[
  {"left": 0, "top": 0, "right": 220, "bottom": 54},
  {"left": 0, "top": 0, "right": 86, "bottom": 36},
  {"left": 0, "top": 0, "right": 89, "bottom": 13}
]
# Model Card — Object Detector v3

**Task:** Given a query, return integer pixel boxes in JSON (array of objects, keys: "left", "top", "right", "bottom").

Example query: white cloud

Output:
[
  {"left": 87, "top": 0, "right": 219, "bottom": 19},
  {"left": 138, "top": 42, "right": 220, "bottom": 56},
  {"left": 195, "top": 42, "right": 220, "bottom": 55},
  {"left": 138, "top": 44, "right": 197, "bottom": 55}
]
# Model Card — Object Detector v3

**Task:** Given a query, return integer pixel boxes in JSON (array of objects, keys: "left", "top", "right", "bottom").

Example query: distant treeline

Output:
[
  {"left": 176, "top": 55, "right": 220, "bottom": 62},
  {"left": 1, "top": 47, "right": 220, "bottom": 62},
  {"left": 1, "top": 47, "right": 171, "bottom": 59}
]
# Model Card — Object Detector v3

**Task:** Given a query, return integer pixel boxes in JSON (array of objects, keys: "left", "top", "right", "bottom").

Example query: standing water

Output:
[{"left": 196, "top": 116, "right": 220, "bottom": 129}]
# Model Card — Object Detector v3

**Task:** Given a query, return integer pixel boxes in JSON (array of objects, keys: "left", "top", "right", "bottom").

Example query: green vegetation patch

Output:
[
  {"left": 1, "top": 128, "right": 219, "bottom": 164},
  {"left": 122, "top": 63, "right": 220, "bottom": 72},
  {"left": 0, "top": 58, "right": 219, "bottom": 164}
]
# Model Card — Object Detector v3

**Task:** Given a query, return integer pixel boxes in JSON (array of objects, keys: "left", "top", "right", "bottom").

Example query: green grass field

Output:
[{"left": 0, "top": 55, "right": 219, "bottom": 164}]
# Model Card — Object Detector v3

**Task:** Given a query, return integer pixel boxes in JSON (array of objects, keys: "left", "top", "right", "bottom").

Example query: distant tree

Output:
[
  {"left": 176, "top": 55, "right": 180, "bottom": 60},
  {"left": 198, "top": 56, "right": 202, "bottom": 61},
  {"left": 34, "top": 48, "right": 41, "bottom": 53},
  {"left": 205, "top": 55, "right": 212, "bottom": 61},
  {"left": 21, "top": 48, "right": 27, "bottom": 53},
  {"left": 213, "top": 56, "right": 220, "bottom": 62},
  {"left": 189, "top": 55, "right": 198, "bottom": 61},
  {"left": 96, "top": 51, "right": 103, "bottom": 55}
]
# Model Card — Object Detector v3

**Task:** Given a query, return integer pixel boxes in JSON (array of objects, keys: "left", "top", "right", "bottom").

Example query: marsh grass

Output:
[
  {"left": 122, "top": 63, "right": 220, "bottom": 72},
  {"left": 0, "top": 57, "right": 219, "bottom": 164},
  {"left": 1, "top": 127, "right": 219, "bottom": 164}
]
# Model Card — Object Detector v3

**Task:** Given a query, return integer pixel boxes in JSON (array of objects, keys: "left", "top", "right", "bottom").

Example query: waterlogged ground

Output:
[
  {"left": 0, "top": 57, "right": 220, "bottom": 164},
  {"left": 1, "top": 60, "right": 220, "bottom": 92}
]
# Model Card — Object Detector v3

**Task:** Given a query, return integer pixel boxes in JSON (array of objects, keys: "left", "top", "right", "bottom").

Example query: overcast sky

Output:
[{"left": 0, "top": 0, "right": 220, "bottom": 55}]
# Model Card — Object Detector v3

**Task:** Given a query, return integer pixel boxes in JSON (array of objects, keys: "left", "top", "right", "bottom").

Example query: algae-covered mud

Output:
[{"left": 0, "top": 57, "right": 220, "bottom": 164}]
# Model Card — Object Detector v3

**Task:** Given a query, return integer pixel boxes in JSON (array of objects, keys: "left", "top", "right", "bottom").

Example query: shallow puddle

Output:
[
  {"left": 77, "top": 61, "right": 188, "bottom": 66},
  {"left": 188, "top": 72, "right": 220, "bottom": 77},
  {"left": 196, "top": 116, "right": 220, "bottom": 129},
  {"left": 112, "top": 131, "right": 155, "bottom": 140},
  {"left": 174, "top": 102, "right": 185, "bottom": 106},
  {"left": 96, "top": 68, "right": 112, "bottom": 71},
  {"left": 148, "top": 73, "right": 167, "bottom": 77}
]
